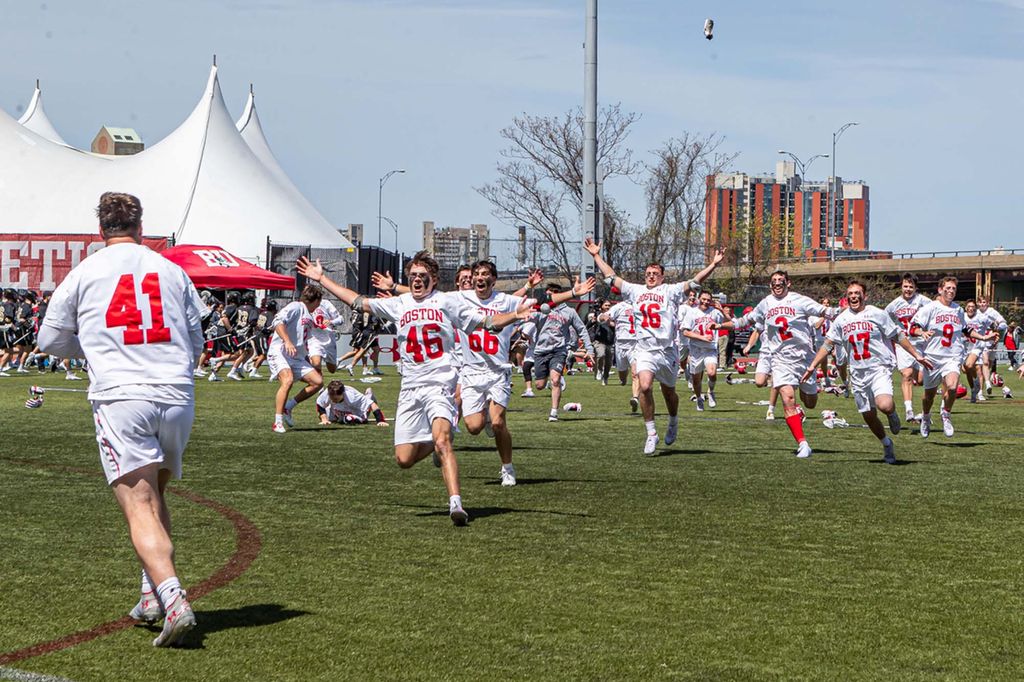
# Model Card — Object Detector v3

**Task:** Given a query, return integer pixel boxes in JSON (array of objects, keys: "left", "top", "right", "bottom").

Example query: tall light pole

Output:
[
  {"left": 829, "top": 122, "right": 859, "bottom": 262},
  {"left": 378, "top": 169, "right": 406, "bottom": 248},
  {"left": 582, "top": 0, "right": 598, "bottom": 282},
  {"left": 777, "top": 151, "right": 828, "bottom": 256},
  {"left": 381, "top": 215, "right": 399, "bottom": 254}
]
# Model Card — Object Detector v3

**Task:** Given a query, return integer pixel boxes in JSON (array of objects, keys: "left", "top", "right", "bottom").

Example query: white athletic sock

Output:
[
  {"left": 275, "top": 414, "right": 284, "bottom": 425},
  {"left": 140, "top": 569, "right": 155, "bottom": 596},
  {"left": 549, "top": 408, "right": 558, "bottom": 417},
  {"left": 501, "top": 463, "right": 514, "bottom": 473},
  {"left": 156, "top": 577, "right": 183, "bottom": 611},
  {"left": 644, "top": 420, "right": 656, "bottom": 435},
  {"left": 904, "top": 400, "right": 913, "bottom": 412},
  {"left": 449, "top": 494, "right": 463, "bottom": 509},
  {"left": 285, "top": 398, "right": 297, "bottom": 411}
]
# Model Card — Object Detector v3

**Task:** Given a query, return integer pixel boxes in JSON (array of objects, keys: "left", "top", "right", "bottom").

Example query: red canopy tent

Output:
[{"left": 161, "top": 244, "right": 295, "bottom": 290}]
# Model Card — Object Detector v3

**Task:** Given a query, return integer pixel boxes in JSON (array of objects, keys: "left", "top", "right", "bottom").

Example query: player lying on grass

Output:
[
  {"left": 801, "top": 280, "right": 933, "bottom": 464},
  {"left": 297, "top": 252, "right": 534, "bottom": 526},
  {"left": 316, "top": 379, "right": 388, "bottom": 427}
]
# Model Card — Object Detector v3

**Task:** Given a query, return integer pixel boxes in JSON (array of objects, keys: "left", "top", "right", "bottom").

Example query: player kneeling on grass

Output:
[
  {"left": 38, "top": 192, "right": 204, "bottom": 647},
  {"left": 297, "top": 252, "right": 534, "bottom": 526},
  {"left": 317, "top": 379, "right": 388, "bottom": 427},
  {"left": 802, "top": 281, "right": 933, "bottom": 464}
]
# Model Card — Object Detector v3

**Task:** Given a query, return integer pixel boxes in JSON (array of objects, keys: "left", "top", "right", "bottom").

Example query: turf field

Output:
[{"left": 3, "top": 368, "right": 1024, "bottom": 681}]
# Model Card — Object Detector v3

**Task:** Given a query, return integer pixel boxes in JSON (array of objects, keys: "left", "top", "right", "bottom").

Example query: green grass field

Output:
[{"left": 3, "top": 367, "right": 1024, "bottom": 681}]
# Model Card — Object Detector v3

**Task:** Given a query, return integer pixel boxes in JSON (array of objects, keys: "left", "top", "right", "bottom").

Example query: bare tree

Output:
[{"left": 476, "top": 104, "right": 640, "bottom": 280}]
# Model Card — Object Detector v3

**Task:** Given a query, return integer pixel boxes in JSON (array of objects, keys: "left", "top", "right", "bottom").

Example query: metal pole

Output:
[
  {"left": 582, "top": 0, "right": 598, "bottom": 282},
  {"left": 829, "top": 122, "right": 859, "bottom": 262},
  {"left": 377, "top": 177, "right": 383, "bottom": 247}
]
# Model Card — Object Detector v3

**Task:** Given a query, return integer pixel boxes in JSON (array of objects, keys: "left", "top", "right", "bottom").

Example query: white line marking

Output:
[{"left": 0, "top": 667, "right": 79, "bottom": 682}]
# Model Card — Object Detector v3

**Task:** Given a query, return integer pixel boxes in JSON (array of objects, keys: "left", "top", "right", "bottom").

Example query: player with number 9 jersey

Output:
[{"left": 911, "top": 299, "right": 968, "bottom": 366}]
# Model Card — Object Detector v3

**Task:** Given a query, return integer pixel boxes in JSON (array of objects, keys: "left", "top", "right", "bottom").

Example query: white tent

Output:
[
  {"left": 1, "top": 66, "right": 352, "bottom": 263},
  {"left": 17, "top": 81, "right": 69, "bottom": 146}
]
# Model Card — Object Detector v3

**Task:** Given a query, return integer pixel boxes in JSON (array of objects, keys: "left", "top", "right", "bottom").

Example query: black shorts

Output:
[
  {"left": 213, "top": 337, "right": 236, "bottom": 355},
  {"left": 252, "top": 335, "right": 269, "bottom": 355},
  {"left": 533, "top": 348, "right": 567, "bottom": 381}
]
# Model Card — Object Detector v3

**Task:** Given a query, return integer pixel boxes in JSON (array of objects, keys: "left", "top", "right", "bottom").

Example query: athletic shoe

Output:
[
  {"left": 796, "top": 441, "right": 812, "bottom": 459},
  {"left": 372, "top": 368, "right": 383, "bottom": 376},
  {"left": 129, "top": 594, "right": 164, "bottom": 623},
  {"left": 843, "top": 386, "right": 851, "bottom": 399},
  {"left": 601, "top": 378, "right": 608, "bottom": 386},
  {"left": 282, "top": 408, "right": 294, "bottom": 427},
  {"left": 345, "top": 365, "right": 354, "bottom": 377},
  {"left": 695, "top": 396, "right": 705, "bottom": 412},
  {"left": 248, "top": 369, "right": 263, "bottom": 379},
  {"left": 689, "top": 394, "right": 698, "bottom": 402},
  {"left": 665, "top": 421, "right": 678, "bottom": 445},
  {"left": 630, "top": 397, "right": 639, "bottom": 413},
  {"left": 66, "top": 373, "right": 82, "bottom": 381},
  {"left": 362, "top": 367, "right": 373, "bottom": 376},
  {"left": 226, "top": 370, "right": 242, "bottom": 381},
  {"left": 0, "top": 371, "right": 10, "bottom": 377},
  {"left": 521, "top": 388, "right": 535, "bottom": 398},
  {"left": 941, "top": 411, "right": 955, "bottom": 437},
  {"left": 765, "top": 406, "right": 775, "bottom": 421},
  {"left": 450, "top": 504, "right": 469, "bottom": 527},
  {"left": 548, "top": 413, "right": 559, "bottom": 422},
  {"left": 887, "top": 411, "right": 901, "bottom": 435},
  {"left": 500, "top": 466, "right": 516, "bottom": 487},
  {"left": 977, "top": 392, "right": 987, "bottom": 402},
  {"left": 193, "top": 368, "right": 207, "bottom": 377},
  {"left": 152, "top": 591, "right": 196, "bottom": 648},
  {"left": 905, "top": 410, "right": 916, "bottom": 423},
  {"left": 643, "top": 433, "right": 659, "bottom": 456},
  {"left": 920, "top": 414, "right": 931, "bottom": 438},
  {"left": 1004, "top": 386, "right": 1014, "bottom": 399},
  {"left": 207, "top": 372, "right": 222, "bottom": 382},
  {"left": 272, "top": 422, "right": 286, "bottom": 434},
  {"left": 707, "top": 393, "right": 717, "bottom": 408},
  {"left": 883, "top": 439, "right": 896, "bottom": 464},
  {"left": 16, "top": 367, "right": 29, "bottom": 374},
  {"left": 986, "top": 382, "right": 993, "bottom": 396}
]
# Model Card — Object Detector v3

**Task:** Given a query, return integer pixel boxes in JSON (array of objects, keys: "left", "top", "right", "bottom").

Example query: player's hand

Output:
[
  {"left": 711, "top": 248, "right": 725, "bottom": 265},
  {"left": 516, "top": 299, "right": 538, "bottom": 319},
  {"left": 319, "top": 419, "right": 330, "bottom": 426},
  {"left": 296, "top": 256, "right": 324, "bottom": 282},
  {"left": 917, "top": 356, "right": 935, "bottom": 370},
  {"left": 583, "top": 237, "right": 601, "bottom": 257},
  {"left": 1018, "top": 365, "right": 1024, "bottom": 380},
  {"left": 709, "top": 322, "right": 721, "bottom": 331},
  {"left": 800, "top": 369, "right": 813, "bottom": 383},
  {"left": 371, "top": 271, "right": 395, "bottom": 292},
  {"left": 376, "top": 421, "right": 390, "bottom": 428},
  {"left": 526, "top": 268, "right": 544, "bottom": 287},
  {"left": 376, "top": 290, "right": 395, "bottom": 299},
  {"left": 285, "top": 341, "right": 297, "bottom": 357},
  {"left": 742, "top": 346, "right": 753, "bottom": 356},
  {"left": 920, "top": 330, "right": 935, "bottom": 340},
  {"left": 700, "top": 334, "right": 714, "bottom": 343}
]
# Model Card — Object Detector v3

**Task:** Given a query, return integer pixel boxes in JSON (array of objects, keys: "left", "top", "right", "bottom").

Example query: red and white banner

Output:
[{"left": 0, "top": 233, "right": 169, "bottom": 291}]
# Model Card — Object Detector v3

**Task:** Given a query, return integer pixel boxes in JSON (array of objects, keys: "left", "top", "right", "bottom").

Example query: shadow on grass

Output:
[
  {"left": 480, "top": 477, "right": 562, "bottom": 486},
  {"left": 140, "top": 603, "right": 310, "bottom": 649},
  {"left": 930, "top": 441, "right": 985, "bottom": 448},
  {"left": 648, "top": 448, "right": 712, "bottom": 458},
  {"left": 456, "top": 445, "right": 546, "bottom": 452},
  {"left": 403, "top": 504, "right": 590, "bottom": 521},
  {"left": 815, "top": 458, "right": 921, "bottom": 465}
]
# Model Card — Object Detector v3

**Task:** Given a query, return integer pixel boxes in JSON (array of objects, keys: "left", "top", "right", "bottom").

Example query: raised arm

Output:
[
  {"left": 548, "top": 276, "right": 596, "bottom": 307},
  {"left": 297, "top": 257, "right": 372, "bottom": 313},
  {"left": 512, "top": 268, "right": 544, "bottom": 298},
  {"left": 688, "top": 248, "right": 726, "bottom": 288},
  {"left": 583, "top": 238, "right": 624, "bottom": 291}
]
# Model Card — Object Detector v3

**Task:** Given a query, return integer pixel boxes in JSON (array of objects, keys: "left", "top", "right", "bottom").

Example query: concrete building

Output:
[
  {"left": 90, "top": 126, "right": 144, "bottom": 156},
  {"left": 422, "top": 221, "right": 490, "bottom": 271},
  {"left": 343, "top": 223, "right": 364, "bottom": 246},
  {"left": 706, "top": 162, "right": 872, "bottom": 263}
]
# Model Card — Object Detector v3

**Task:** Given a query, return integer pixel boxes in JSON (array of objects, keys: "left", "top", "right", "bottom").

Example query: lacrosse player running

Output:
[{"left": 802, "top": 281, "right": 933, "bottom": 463}]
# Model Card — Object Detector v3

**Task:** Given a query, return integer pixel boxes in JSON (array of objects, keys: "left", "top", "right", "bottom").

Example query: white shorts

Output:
[
  {"left": 92, "top": 400, "right": 194, "bottom": 485},
  {"left": 267, "top": 347, "right": 317, "bottom": 381},
  {"left": 306, "top": 337, "right": 337, "bottom": 364},
  {"left": 614, "top": 340, "right": 636, "bottom": 372},
  {"left": 771, "top": 359, "right": 818, "bottom": 395},
  {"left": 965, "top": 343, "right": 984, "bottom": 359},
  {"left": 851, "top": 367, "right": 895, "bottom": 413},
  {"left": 634, "top": 346, "right": 680, "bottom": 388},
  {"left": 923, "top": 357, "right": 961, "bottom": 390},
  {"left": 459, "top": 368, "right": 512, "bottom": 414},
  {"left": 755, "top": 353, "right": 772, "bottom": 376},
  {"left": 687, "top": 346, "right": 718, "bottom": 375},
  {"left": 895, "top": 345, "right": 922, "bottom": 372},
  {"left": 394, "top": 383, "right": 458, "bottom": 445}
]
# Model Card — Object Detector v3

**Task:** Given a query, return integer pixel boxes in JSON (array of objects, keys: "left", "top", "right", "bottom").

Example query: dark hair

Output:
[
  {"left": 847, "top": 280, "right": 867, "bottom": 295},
  {"left": 327, "top": 380, "right": 346, "bottom": 400},
  {"left": 405, "top": 251, "right": 440, "bottom": 282},
  {"left": 939, "top": 275, "right": 958, "bottom": 288},
  {"left": 299, "top": 284, "right": 323, "bottom": 304},
  {"left": 471, "top": 260, "right": 498, "bottom": 279},
  {"left": 644, "top": 262, "right": 665, "bottom": 274},
  {"left": 965, "top": 298, "right": 976, "bottom": 307},
  {"left": 456, "top": 264, "right": 472, "bottom": 275},
  {"left": 770, "top": 269, "right": 789, "bottom": 280},
  {"left": 226, "top": 292, "right": 240, "bottom": 305},
  {"left": 96, "top": 192, "right": 142, "bottom": 237},
  {"left": 546, "top": 282, "right": 563, "bottom": 293},
  {"left": 901, "top": 272, "right": 918, "bottom": 285},
  {"left": 266, "top": 300, "right": 279, "bottom": 311}
]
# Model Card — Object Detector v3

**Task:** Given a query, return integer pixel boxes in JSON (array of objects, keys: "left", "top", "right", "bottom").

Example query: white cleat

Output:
[
  {"left": 500, "top": 466, "right": 517, "bottom": 487},
  {"left": 883, "top": 439, "right": 897, "bottom": 464},
  {"left": 665, "top": 421, "right": 678, "bottom": 445},
  {"left": 521, "top": 388, "right": 535, "bottom": 398},
  {"left": 941, "top": 411, "right": 955, "bottom": 437},
  {"left": 272, "top": 422, "right": 286, "bottom": 434},
  {"left": 152, "top": 592, "right": 196, "bottom": 648},
  {"left": 207, "top": 372, "right": 222, "bottom": 382},
  {"left": 977, "top": 392, "right": 987, "bottom": 402},
  {"left": 129, "top": 594, "right": 164, "bottom": 623},
  {"left": 795, "top": 441, "right": 812, "bottom": 458},
  {"left": 707, "top": 393, "right": 717, "bottom": 408},
  {"left": 449, "top": 504, "right": 469, "bottom": 526},
  {"left": 1004, "top": 386, "right": 1014, "bottom": 399},
  {"left": 765, "top": 406, "right": 775, "bottom": 421},
  {"left": 65, "top": 373, "right": 82, "bottom": 381},
  {"left": 193, "top": 368, "right": 208, "bottom": 377},
  {"left": 905, "top": 411, "right": 916, "bottom": 423},
  {"left": 920, "top": 414, "right": 931, "bottom": 438},
  {"left": 248, "top": 369, "right": 263, "bottom": 379},
  {"left": 547, "top": 413, "right": 559, "bottom": 422},
  {"left": 887, "top": 411, "right": 902, "bottom": 435},
  {"left": 345, "top": 365, "right": 354, "bottom": 377},
  {"left": 643, "top": 432, "right": 659, "bottom": 456},
  {"left": 226, "top": 370, "right": 243, "bottom": 381}
]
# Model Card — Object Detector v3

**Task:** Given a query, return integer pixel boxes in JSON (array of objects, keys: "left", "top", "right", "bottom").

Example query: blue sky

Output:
[{"left": 2, "top": 0, "right": 1022, "bottom": 256}]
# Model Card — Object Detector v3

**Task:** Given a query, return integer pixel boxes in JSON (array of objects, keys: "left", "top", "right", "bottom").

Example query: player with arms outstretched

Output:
[
  {"left": 38, "top": 193, "right": 205, "bottom": 647},
  {"left": 297, "top": 251, "right": 533, "bottom": 525}
]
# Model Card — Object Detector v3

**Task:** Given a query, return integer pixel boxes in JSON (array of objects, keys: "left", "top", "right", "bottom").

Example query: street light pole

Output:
[
  {"left": 829, "top": 122, "right": 859, "bottom": 262},
  {"left": 381, "top": 215, "right": 399, "bottom": 254},
  {"left": 582, "top": 0, "right": 598, "bottom": 283},
  {"left": 378, "top": 169, "right": 406, "bottom": 248},
  {"left": 777, "top": 151, "right": 829, "bottom": 257}
]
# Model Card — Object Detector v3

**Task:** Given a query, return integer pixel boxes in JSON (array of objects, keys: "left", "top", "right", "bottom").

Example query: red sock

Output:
[{"left": 785, "top": 413, "right": 806, "bottom": 444}]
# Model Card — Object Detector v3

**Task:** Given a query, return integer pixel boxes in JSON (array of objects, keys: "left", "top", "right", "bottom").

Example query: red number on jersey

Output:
[
  {"left": 468, "top": 329, "right": 500, "bottom": 355},
  {"left": 405, "top": 323, "right": 444, "bottom": 362},
  {"left": 627, "top": 312, "right": 636, "bottom": 335},
  {"left": 848, "top": 331, "right": 872, "bottom": 361},
  {"left": 105, "top": 273, "right": 172, "bottom": 345},
  {"left": 774, "top": 315, "right": 793, "bottom": 341},
  {"left": 898, "top": 315, "right": 912, "bottom": 333},
  {"left": 639, "top": 303, "right": 661, "bottom": 328},
  {"left": 940, "top": 323, "right": 954, "bottom": 347}
]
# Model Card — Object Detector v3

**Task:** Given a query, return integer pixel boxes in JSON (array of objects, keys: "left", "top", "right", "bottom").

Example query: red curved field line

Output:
[{"left": 0, "top": 459, "right": 262, "bottom": 665}]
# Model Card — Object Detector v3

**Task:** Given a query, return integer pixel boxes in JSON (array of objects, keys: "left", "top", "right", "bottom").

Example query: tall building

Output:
[
  {"left": 422, "top": 221, "right": 490, "bottom": 271},
  {"left": 342, "top": 223, "right": 364, "bottom": 246},
  {"left": 705, "top": 162, "right": 871, "bottom": 263},
  {"left": 90, "top": 126, "right": 144, "bottom": 156}
]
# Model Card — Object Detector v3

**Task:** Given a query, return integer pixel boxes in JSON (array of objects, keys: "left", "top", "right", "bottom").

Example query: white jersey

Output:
[
  {"left": 316, "top": 384, "right": 373, "bottom": 419},
  {"left": 682, "top": 306, "right": 725, "bottom": 352},
  {"left": 43, "top": 242, "right": 205, "bottom": 399},
  {"left": 269, "top": 302, "right": 313, "bottom": 354},
  {"left": 307, "top": 300, "right": 344, "bottom": 345},
  {"left": 619, "top": 281, "right": 690, "bottom": 351},
  {"left": 608, "top": 301, "right": 637, "bottom": 342},
  {"left": 735, "top": 291, "right": 832, "bottom": 367},
  {"left": 826, "top": 306, "right": 901, "bottom": 378},
  {"left": 367, "top": 290, "right": 484, "bottom": 389},
  {"left": 456, "top": 290, "right": 524, "bottom": 374},
  {"left": 676, "top": 303, "right": 699, "bottom": 349},
  {"left": 884, "top": 293, "right": 930, "bottom": 348},
  {"left": 911, "top": 300, "right": 969, "bottom": 361},
  {"left": 979, "top": 307, "right": 1008, "bottom": 350}
]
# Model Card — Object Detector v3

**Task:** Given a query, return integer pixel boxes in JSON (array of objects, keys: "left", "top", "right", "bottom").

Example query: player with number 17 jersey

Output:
[
  {"left": 367, "top": 291, "right": 484, "bottom": 389},
  {"left": 826, "top": 305, "right": 899, "bottom": 380}
]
